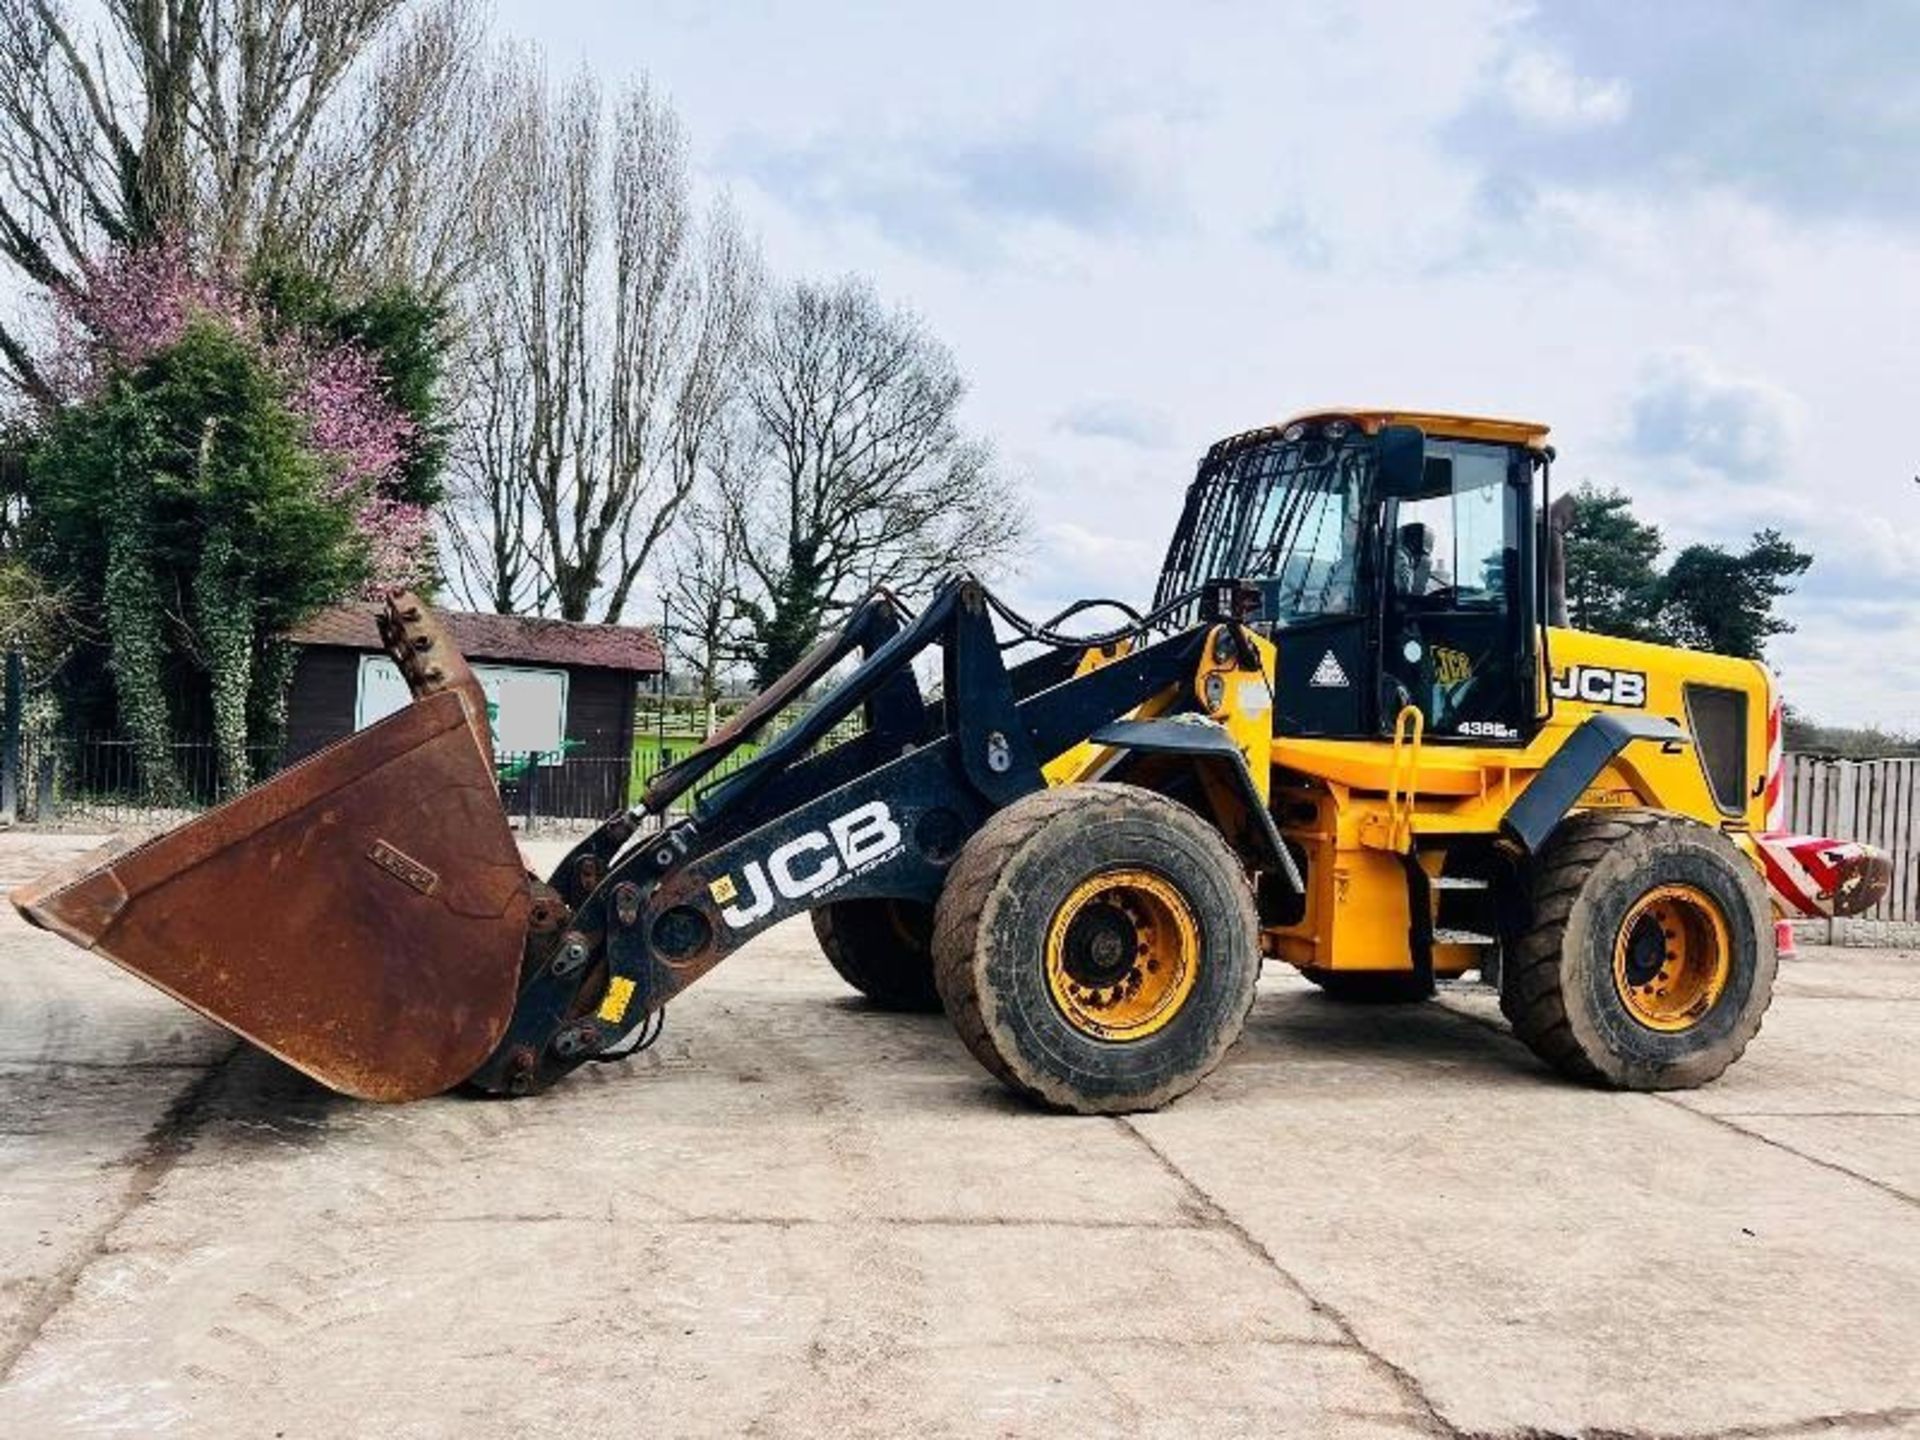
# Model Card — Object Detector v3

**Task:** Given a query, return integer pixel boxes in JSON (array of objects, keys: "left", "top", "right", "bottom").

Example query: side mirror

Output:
[{"left": 1375, "top": 425, "right": 1427, "bottom": 499}]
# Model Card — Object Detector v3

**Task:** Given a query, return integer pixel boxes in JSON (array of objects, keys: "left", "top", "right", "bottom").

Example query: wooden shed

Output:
[{"left": 285, "top": 604, "right": 664, "bottom": 819}]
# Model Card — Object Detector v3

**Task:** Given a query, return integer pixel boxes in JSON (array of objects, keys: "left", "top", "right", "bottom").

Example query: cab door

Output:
[{"left": 1378, "top": 441, "right": 1536, "bottom": 743}]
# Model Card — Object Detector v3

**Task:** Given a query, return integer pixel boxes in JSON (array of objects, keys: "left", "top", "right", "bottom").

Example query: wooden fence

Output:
[{"left": 1782, "top": 754, "right": 1920, "bottom": 923}]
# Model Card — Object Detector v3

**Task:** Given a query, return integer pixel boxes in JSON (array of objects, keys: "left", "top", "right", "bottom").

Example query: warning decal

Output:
[{"left": 1309, "top": 651, "right": 1350, "bottom": 688}]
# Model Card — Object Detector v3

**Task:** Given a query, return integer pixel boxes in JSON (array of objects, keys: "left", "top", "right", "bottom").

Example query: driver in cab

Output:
[{"left": 1393, "top": 522, "right": 1452, "bottom": 599}]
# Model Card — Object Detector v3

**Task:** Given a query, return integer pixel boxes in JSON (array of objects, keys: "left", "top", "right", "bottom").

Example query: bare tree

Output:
[
  {"left": 444, "top": 63, "right": 758, "bottom": 624},
  {"left": 664, "top": 484, "right": 754, "bottom": 725},
  {"left": 726, "top": 276, "right": 1026, "bottom": 685},
  {"left": 268, "top": 2, "right": 503, "bottom": 290},
  {"left": 442, "top": 343, "right": 547, "bottom": 613},
  {"left": 0, "top": 0, "right": 487, "bottom": 399}
]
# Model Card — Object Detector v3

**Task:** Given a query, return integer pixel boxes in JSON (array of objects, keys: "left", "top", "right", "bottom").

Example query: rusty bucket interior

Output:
[{"left": 8, "top": 596, "right": 531, "bottom": 1102}]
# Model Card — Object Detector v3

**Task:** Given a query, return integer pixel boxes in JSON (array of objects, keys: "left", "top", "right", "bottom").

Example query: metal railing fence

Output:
[
  {"left": 4, "top": 732, "right": 282, "bottom": 832},
  {"left": 3, "top": 698, "right": 869, "bottom": 835}
]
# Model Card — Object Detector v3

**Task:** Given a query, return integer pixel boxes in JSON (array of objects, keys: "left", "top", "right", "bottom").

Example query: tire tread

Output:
[
  {"left": 932, "top": 783, "right": 1258, "bottom": 1110},
  {"left": 1503, "top": 809, "right": 1774, "bottom": 1088}
]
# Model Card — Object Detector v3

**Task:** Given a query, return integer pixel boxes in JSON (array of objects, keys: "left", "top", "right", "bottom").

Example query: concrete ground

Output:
[{"left": 1, "top": 830, "right": 1917, "bottom": 1439}]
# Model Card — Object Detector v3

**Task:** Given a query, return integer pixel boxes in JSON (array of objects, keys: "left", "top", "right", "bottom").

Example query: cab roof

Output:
[{"left": 1285, "top": 408, "right": 1552, "bottom": 448}]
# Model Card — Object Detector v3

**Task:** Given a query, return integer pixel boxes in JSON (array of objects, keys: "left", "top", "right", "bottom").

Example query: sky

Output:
[{"left": 500, "top": 0, "right": 1920, "bottom": 725}]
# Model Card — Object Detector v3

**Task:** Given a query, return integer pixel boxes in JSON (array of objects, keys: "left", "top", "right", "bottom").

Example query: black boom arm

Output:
[{"left": 466, "top": 576, "right": 1225, "bottom": 1095}]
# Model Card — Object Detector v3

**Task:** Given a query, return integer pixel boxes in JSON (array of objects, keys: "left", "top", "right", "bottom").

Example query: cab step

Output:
[{"left": 1433, "top": 927, "right": 1498, "bottom": 946}]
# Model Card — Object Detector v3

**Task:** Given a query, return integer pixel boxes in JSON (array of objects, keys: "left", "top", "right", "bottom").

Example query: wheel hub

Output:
[
  {"left": 1045, "top": 868, "right": 1200, "bottom": 1042},
  {"left": 1621, "top": 917, "right": 1667, "bottom": 988},
  {"left": 1611, "top": 883, "right": 1731, "bottom": 1032},
  {"left": 1062, "top": 906, "right": 1137, "bottom": 986}
]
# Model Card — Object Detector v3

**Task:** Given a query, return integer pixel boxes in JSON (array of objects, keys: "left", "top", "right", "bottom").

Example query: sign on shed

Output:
[{"left": 356, "top": 657, "right": 570, "bottom": 765}]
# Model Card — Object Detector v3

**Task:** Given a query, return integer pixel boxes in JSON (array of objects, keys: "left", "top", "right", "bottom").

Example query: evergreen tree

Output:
[
  {"left": 1562, "top": 483, "right": 1663, "bottom": 640},
  {"left": 251, "top": 260, "right": 452, "bottom": 510},
  {"left": 1561, "top": 484, "right": 1812, "bottom": 662},
  {"left": 21, "top": 243, "right": 436, "bottom": 796},
  {"left": 1653, "top": 530, "right": 1813, "bottom": 660}
]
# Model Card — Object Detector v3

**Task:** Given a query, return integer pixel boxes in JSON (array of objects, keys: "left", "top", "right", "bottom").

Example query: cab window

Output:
[
  {"left": 1390, "top": 446, "right": 1509, "bottom": 607},
  {"left": 1382, "top": 442, "right": 1527, "bottom": 740}
]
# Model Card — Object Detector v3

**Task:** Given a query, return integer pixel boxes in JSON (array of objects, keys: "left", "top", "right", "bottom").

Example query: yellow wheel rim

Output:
[
  {"left": 1612, "top": 884, "right": 1731, "bottom": 1032},
  {"left": 1045, "top": 868, "right": 1200, "bottom": 1041}
]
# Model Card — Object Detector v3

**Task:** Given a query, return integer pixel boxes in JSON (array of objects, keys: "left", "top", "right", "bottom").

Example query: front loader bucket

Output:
[{"left": 8, "top": 597, "right": 531, "bottom": 1102}]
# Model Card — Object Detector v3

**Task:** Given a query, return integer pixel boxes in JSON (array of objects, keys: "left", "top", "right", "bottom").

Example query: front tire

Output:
[
  {"left": 1503, "top": 810, "right": 1775, "bottom": 1089},
  {"left": 932, "top": 783, "right": 1260, "bottom": 1114}
]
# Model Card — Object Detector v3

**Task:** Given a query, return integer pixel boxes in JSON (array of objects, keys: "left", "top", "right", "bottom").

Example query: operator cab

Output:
[{"left": 1155, "top": 410, "right": 1548, "bottom": 743}]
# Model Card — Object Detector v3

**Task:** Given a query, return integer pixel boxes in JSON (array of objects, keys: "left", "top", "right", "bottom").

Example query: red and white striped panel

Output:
[
  {"left": 1754, "top": 830, "right": 1889, "bottom": 919},
  {"left": 1763, "top": 675, "right": 1784, "bottom": 830}
]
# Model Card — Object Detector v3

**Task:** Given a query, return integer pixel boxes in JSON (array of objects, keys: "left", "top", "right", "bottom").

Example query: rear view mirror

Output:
[{"left": 1375, "top": 425, "right": 1427, "bottom": 498}]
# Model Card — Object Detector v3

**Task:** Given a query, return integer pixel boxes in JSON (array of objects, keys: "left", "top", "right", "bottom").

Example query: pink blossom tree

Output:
[
  {"left": 27, "top": 240, "right": 443, "bottom": 793},
  {"left": 48, "top": 241, "right": 432, "bottom": 596}
]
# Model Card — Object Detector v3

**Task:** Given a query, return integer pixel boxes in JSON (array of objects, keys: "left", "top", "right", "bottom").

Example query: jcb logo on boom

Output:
[
  {"left": 1551, "top": 665, "right": 1647, "bottom": 708},
  {"left": 710, "top": 801, "right": 904, "bottom": 930}
]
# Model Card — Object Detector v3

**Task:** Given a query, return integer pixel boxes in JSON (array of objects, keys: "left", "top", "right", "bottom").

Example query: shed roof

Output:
[{"left": 290, "top": 604, "right": 664, "bottom": 675}]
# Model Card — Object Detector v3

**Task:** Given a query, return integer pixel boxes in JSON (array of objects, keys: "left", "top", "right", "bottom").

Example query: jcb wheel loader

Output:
[{"left": 12, "top": 410, "right": 1891, "bottom": 1112}]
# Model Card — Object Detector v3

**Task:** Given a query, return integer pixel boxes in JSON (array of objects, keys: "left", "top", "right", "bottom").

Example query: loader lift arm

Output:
[{"left": 469, "top": 575, "right": 1281, "bottom": 1096}]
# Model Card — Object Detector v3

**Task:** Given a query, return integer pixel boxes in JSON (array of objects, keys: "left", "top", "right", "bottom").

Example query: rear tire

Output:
[
  {"left": 1503, "top": 810, "right": 1775, "bottom": 1089},
  {"left": 932, "top": 783, "right": 1260, "bottom": 1113},
  {"left": 1300, "top": 968, "right": 1433, "bottom": 1004},
  {"left": 812, "top": 899, "right": 941, "bottom": 1012}
]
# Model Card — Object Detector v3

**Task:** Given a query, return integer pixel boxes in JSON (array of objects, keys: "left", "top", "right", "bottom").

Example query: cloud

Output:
[
  {"left": 1446, "top": 4, "right": 1920, "bottom": 222},
  {"left": 1767, "top": 598, "right": 1920, "bottom": 726},
  {"left": 1598, "top": 348, "right": 1916, "bottom": 706},
  {"left": 1053, "top": 398, "right": 1174, "bottom": 449},
  {"left": 1025, "top": 519, "right": 1163, "bottom": 613},
  {"left": 1624, "top": 455, "right": 1920, "bottom": 616},
  {"left": 723, "top": 119, "right": 1178, "bottom": 264},
  {"left": 1422, "top": 172, "right": 1610, "bottom": 275},
  {"left": 1253, "top": 202, "right": 1333, "bottom": 270},
  {"left": 1498, "top": 45, "right": 1630, "bottom": 130},
  {"left": 559, "top": 0, "right": 1920, "bottom": 726},
  {"left": 1623, "top": 349, "right": 1803, "bottom": 482}
]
